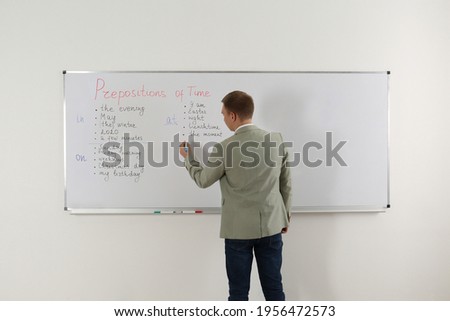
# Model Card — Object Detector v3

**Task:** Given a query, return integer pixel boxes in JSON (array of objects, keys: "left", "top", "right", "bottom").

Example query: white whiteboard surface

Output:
[{"left": 64, "top": 71, "right": 389, "bottom": 213}]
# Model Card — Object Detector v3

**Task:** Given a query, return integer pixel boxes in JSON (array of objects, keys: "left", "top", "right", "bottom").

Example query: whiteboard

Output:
[{"left": 64, "top": 71, "right": 390, "bottom": 213}]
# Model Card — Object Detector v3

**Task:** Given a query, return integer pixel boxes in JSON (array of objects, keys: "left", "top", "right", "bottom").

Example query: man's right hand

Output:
[{"left": 179, "top": 142, "right": 191, "bottom": 158}]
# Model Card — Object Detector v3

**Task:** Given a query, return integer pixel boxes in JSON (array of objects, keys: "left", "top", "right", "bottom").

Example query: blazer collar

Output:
[{"left": 234, "top": 124, "right": 258, "bottom": 135}]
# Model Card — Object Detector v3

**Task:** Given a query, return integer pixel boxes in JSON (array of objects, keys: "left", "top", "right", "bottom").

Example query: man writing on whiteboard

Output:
[{"left": 179, "top": 91, "right": 291, "bottom": 301}]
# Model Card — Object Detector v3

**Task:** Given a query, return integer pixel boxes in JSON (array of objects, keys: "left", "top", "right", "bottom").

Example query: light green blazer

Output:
[{"left": 185, "top": 125, "right": 292, "bottom": 239}]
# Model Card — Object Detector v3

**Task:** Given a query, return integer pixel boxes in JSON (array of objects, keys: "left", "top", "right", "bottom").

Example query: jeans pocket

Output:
[
  {"left": 269, "top": 233, "right": 283, "bottom": 250},
  {"left": 226, "top": 239, "right": 251, "bottom": 252}
]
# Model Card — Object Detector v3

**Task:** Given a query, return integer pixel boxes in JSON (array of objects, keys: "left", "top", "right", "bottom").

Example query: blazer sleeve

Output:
[
  {"left": 184, "top": 143, "right": 225, "bottom": 189},
  {"left": 279, "top": 134, "right": 292, "bottom": 213}
]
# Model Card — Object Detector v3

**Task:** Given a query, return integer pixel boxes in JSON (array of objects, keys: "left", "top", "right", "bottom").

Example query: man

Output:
[{"left": 179, "top": 91, "right": 291, "bottom": 301}]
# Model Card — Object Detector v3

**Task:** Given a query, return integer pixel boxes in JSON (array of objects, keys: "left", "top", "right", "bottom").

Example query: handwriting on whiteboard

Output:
[
  {"left": 71, "top": 80, "right": 223, "bottom": 183},
  {"left": 95, "top": 78, "right": 211, "bottom": 104}
]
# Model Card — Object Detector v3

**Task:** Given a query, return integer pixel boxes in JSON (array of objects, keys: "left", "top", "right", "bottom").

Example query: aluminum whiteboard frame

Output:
[
  {"left": 63, "top": 70, "right": 391, "bottom": 214},
  {"left": 68, "top": 206, "right": 388, "bottom": 215}
]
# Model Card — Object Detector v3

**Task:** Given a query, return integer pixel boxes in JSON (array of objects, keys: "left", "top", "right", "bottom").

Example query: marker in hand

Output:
[{"left": 180, "top": 141, "right": 189, "bottom": 158}]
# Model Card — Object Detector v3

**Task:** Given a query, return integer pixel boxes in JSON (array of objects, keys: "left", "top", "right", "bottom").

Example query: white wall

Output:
[{"left": 1, "top": 0, "right": 449, "bottom": 300}]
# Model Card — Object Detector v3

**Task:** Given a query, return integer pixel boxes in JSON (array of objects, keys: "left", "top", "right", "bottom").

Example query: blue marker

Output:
[{"left": 184, "top": 142, "right": 188, "bottom": 153}]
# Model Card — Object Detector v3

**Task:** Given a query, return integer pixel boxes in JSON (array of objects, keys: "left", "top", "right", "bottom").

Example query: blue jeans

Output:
[{"left": 225, "top": 233, "right": 285, "bottom": 301}]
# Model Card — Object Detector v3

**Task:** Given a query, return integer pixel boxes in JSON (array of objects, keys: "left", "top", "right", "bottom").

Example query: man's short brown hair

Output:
[{"left": 221, "top": 91, "right": 254, "bottom": 120}]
